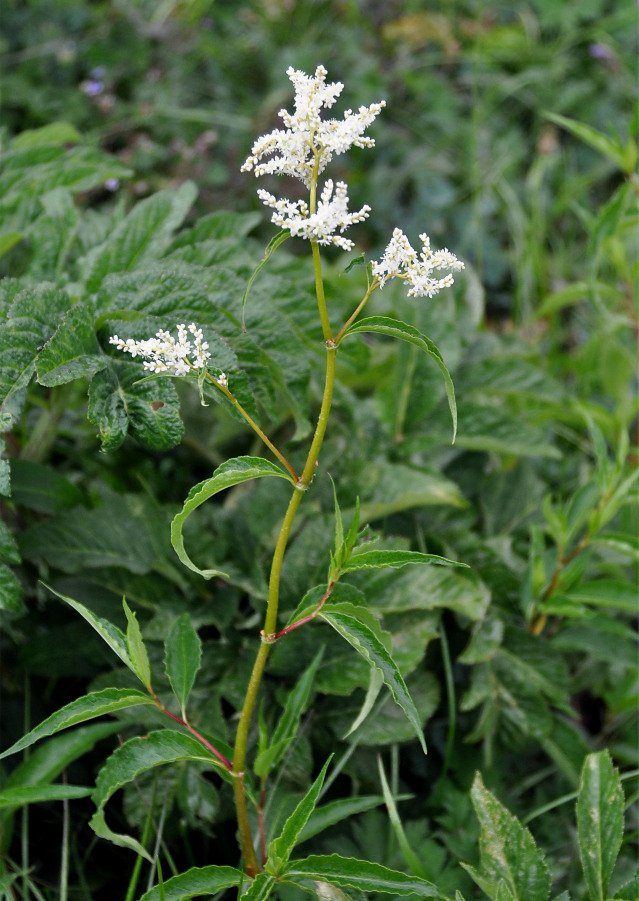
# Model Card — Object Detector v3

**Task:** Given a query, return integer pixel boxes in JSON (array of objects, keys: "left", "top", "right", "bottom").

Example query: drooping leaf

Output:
[
  {"left": 463, "top": 772, "right": 551, "bottom": 901},
  {"left": 90, "top": 729, "right": 233, "bottom": 860},
  {"left": 576, "top": 750, "right": 624, "bottom": 901},
  {"left": 137, "top": 865, "right": 243, "bottom": 901},
  {"left": 298, "top": 795, "right": 403, "bottom": 845},
  {"left": 377, "top": 756, "right": 428, "bottom": 878},
  {"left": 241, "top": 229, "right": 290, "bottom": 329},
  {"left": 0, "top": 688, "right": 156, "bottom": 760},
  {"left": 165, "top": 613, "right": 202, "bottom": 719},
  {"left": 171, "top": 456, "right": 294, "bottom": 579},
  {"left": 268, "top": 757, "right": 333, "bottom": 874},
  {"left": 320, "top": 609, "right": 427, "bottom": 754},
  {"left": 284, "top": 854, "right": 438, "bottom": 896},
  {"left": 342, "top": 316, "right": 457, "bottom": 442}
]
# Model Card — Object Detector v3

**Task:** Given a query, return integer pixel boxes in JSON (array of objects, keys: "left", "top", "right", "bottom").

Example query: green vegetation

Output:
[{"left": 0, "top": 2, "right": 637, "bottom": 900}]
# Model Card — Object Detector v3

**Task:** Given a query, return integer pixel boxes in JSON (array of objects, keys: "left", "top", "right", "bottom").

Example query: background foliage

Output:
[{"left": 0, "top": 1, "right": 637, "bottom": 899}]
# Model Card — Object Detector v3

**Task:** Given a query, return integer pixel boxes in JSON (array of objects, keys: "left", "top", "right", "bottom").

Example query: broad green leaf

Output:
[
  {"left": 378, "top": 756, "right": 428, "bottom": 878},
  {"left": 0, "top": 784, "right": 91, "bottom": 808},
  {"left": 123, "top": 598, "right": 152, "bottom": 690},
  {"left": 165, "top": 613, "right": 202, "bottom": 719},
  {"left": 44, "top": 584, "right": 134, "bottom": 672},
  {"left": 171, "top": 456, "right": 293, "bottom": 579},
  {"left": 0, "top": 688, "right": 155, "bottom": 760},
  {"left": 9, "top": 459, "right": 83, "bottom": 513},
  {"left": 137, "top": 865, "right": 243, "bottom": 901},
  {"left": 284, "top": 854, "right": 438, "bottom": 895},
  {"left": 343, "top": 316, "right": 457, "bottom": 442},
  {"left": 344, "top": 549, "right": 467, "bottom": 572},
  {"left": 36, "top": 304, "right": 105, "bottom": 386},
  {"left": 84, "top": 182, "right": 197, "bottom": 292},
  {"left": 0, "top": 284, "right": 73, "bottom": 420},
  {"left": 254, "top": 647, "right": 324, "bottom": 778},
  {"left": 463, "top": 772, "right": 550, "bottom": 901},
  {"left": 0, "top": 233, "right": 21, "bottom": 258},
  {"left": 88, "top": 364, "right": 184, "bottom": 452},
  {"left": 20, "top": 492, "right": 158, "bottom": 573},
  {"left": 576, "top": 751, "right": 624, "bottom": 901},
  {"left": 90, "top": 729, "right": 232, "bottom": 860},
  {"left": 359, "top": 462, "right": 466, "bottom": 521},
  {"left": 268, "top": 757, "right": 332, "bottom": 874},
  {"left": 320, "top": 609, "right": 427, "bottom": 754}
]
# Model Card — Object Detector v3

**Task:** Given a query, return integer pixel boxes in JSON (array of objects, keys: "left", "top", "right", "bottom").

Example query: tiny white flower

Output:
[
  {"left": 372, "top": 228, "right": 465, "bottom": 298},
  {"left": 109, "top": 322, "right": 212, "bottom": 376}
]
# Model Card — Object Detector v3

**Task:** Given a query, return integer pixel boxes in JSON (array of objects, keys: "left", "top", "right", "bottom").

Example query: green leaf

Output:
[
  {"left": 377, "top": 756, "right": 428, "bottom": 878},
  {"left": 320, "top": 609, "right": 427, "bottom": 754},
  {"left": 241, "top": 873, "right": 277, "bottom": 900},
  {"left": 165, "top": 613, "right": 202, "bottom": 719},
  {"left": 10, "top": 122, "right": 83, "bottom": 149},
  {"left": 90, "top": 729, "right": 232, "bottom": 860},
  {"left": 84, "top": 182, "right": 197, "bottom": 292},
  {"left": 0, "top": 562, "right": 24, "bottom": 618},
  {"left": 544, "top": 111, "right": 637, "bottom": 172},
  {"left": 0, "top": 233, "right": 22, "bottom": 258},
  {"left": 36, "top": 304, "right": 105, "bottom": 386},
  {"left": 0, "top": 784, "right": 91, "bottom": 808},
  {"left": 171, "top": 456, "right": 293, "bottom": 579},
  {"left": 268, "top": 757, "right": 332, "bottom": 874},
  {"left": 463, "top": 772, "right": 550, "bottom": 901},
  {"left": 123, "top": 598, "right": 153, "bottom": 690},
  {"left": 0, "top": 520, "right": 19, "bottom": 565},
  {"left": 88, "top": 364, "right": 184, "bottom": 452},
  {"left": 241, "top": 229, "right": 290, "bottom": 329},
  {"left": 344, "top": 549, "right": 467, "bottom": 572},
  {"left": 298, "top": 795, "right": 401, "bottom": 845},
  {"left": 254, "top": 647, "right": 324, "bottom": 778},
  {"left": 137, "top": 865, "right": 243, "bottom": 901},
  {"left": 576, "top": 751, "right": 624, "bottom": 901},
  {"left": 44, "top": 584, "right": 134, "bottom": 672},
  {"left": 9, "top": 459, "right": 83, "bottom": 513},
  {"left": 359, "top": 462, "right": 466, "bottom": 521},
  {"left": 557, "top": 580, "right": 639, "bottom": 613},
  {"left": 0, "top": 688, "right": 156, "bottom": 760},
  {"left": 284, "top": 854, "right": 438, "bottom": 895},
  {"left": 342, "top": 316, "right": 457, "bottom": 442}
]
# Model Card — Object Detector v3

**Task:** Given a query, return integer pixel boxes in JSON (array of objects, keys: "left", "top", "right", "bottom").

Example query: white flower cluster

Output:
[
  {"left": 109, "top": 323, "right": 226, "bottom": 384},
  {"left": 257, "top": 180, "right": 370, "bottom": 251},
  {"left": 242, "top": 64, "right": 384, "bottom": 249},
  {"left": 372, "top": 228, "right": 465, "bottom": 298}
]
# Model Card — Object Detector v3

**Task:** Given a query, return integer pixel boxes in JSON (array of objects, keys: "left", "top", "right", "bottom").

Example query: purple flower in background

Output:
[
  {"left": 81, "top": 79, "right": 104, "bottom": 96},
  {"left": 104, "top": 178, "right": 120, "bottom": 192},
  {"left": 589, "top": 43, "right": 615, "bottom": 62}
]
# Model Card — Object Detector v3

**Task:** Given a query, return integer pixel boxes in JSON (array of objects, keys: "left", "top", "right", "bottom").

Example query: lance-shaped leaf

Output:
[
  {"left": 123, "top": 598, "right": 152, "bottom": 691},
  {"left": 284, "top": 854, "right": 438, "bottom": 896},
  {"left": 343, "top": 549, "right": 467, "bottom": 572},
  {"left": 342, "top": 316, "right": 457, "bottom": 442},
  {"left": 254, "top": 647, "right": 324, "bottom": 778},
  {"left": 171, "top": 456, "right": 294, "bottom": 579},
  {"left": 576, "top": 750, "right": 624, "bottom": 901},
  {"left": 298, "top": 794, "right": 407, "bottom": 845},
  {"left": 242, "top": 873, "right": 278, "bottom": 901},
  {"left": 268, "top": 757, "right": 333, "bottom": 874},
  {"left": 0, "top": 688, "right": 156, "bottom": 760},
  {"left": 44, "top": 584, "right": 134, "bottom": 672},
  {"left": 320, "top": 609, "right": 427, "bottom": 754},
  {"left": 90, "top": 729, "right": 233, "bottom": 860},
  {"left": 137, "top": 865, "right": 244, "bottom": 901},
  {"left": 165, "top": 613, "right": 202, "bottom": 720},
  {"left": 0, "top": 785, "right": 92, "bottom": 808},
  {"left": 462, "top": 772, "right": 550, "bottom": 901}
]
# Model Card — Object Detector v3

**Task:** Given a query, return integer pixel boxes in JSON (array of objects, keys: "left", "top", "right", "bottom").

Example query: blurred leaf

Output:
[
  {"left": 544, "top": 111, "right": 637, "bottom": 172},
  {"left": 359, "top": 462, "right": 466, "bottom": 521},
  {"left": 9, "top": 459, "right": 83, "bottom": 513},
  {"left": 576, "top": 751, "right": 624, "bottom": 901},
  {"left": 0, "top": 785, "right": 91, "bottom": 808}
]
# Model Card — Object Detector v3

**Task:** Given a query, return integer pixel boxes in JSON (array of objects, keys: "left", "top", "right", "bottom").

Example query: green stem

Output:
[
  {"left": 231, "top": 263, "right": 337, "bottom": 874},
  {"left": 334, "top": 282, "right": 376, "bottom": 345}
]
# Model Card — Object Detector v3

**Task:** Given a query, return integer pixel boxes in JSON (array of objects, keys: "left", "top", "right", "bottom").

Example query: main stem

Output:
[{"left": 231, "top": 230, "right": 336, "bottom": 876}]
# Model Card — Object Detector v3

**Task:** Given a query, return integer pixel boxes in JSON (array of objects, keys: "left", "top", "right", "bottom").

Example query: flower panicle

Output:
[
  {"left": 109, "top": 323, "right": 227, "bottom": 386},
  {"left": 372, "top": 228, "right": 465, "bottom": 298}
]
